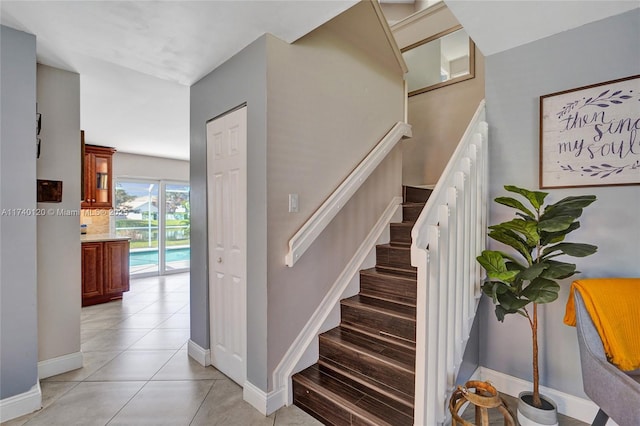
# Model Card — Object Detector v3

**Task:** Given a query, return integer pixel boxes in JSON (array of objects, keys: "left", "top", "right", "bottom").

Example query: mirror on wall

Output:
[{"left": 402, "top": 26, "right": 475, "bottom": 96}]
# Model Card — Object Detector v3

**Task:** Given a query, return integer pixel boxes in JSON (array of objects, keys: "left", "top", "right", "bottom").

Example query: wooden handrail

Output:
[{"left": 285, "top": 121, "right": 411, "bottom": 267}]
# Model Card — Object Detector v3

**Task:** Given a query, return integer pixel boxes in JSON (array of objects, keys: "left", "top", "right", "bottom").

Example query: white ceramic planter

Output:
[{"left": 517, "top": 391, "right": 558, "bottom": 426}]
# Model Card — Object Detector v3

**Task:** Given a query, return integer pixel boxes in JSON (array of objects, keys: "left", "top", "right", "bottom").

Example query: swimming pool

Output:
[{"left": 129, "top": 247, "right": 190, "bottom": 267}]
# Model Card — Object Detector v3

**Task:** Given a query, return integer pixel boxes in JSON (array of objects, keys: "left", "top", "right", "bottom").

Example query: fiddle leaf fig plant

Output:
[{"left": 477, "top": 185, "right": 597, "bottom": 409}]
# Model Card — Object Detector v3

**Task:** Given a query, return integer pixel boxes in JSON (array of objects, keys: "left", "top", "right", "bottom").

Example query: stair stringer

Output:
[{"left": 272, "top": 196, "right": 403, "bottom": 410}]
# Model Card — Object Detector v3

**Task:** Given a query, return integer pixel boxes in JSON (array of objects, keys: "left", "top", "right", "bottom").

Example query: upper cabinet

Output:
[{"left": 82, "top": 144, "right": 116, "bottom": 209}]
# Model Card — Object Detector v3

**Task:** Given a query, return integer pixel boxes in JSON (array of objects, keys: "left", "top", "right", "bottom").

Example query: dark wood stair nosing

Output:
[
  {"left": 340, "top": 295, "right": 416, "bottom": 321},
  {"left": 355, "top": 292, "right": 416, "bottom": 309},
  {"left": 360, "top": 267, "right": 417, "bottom": 281},
  {"left": 339, "top": 322, "right": 416, "bottom": 351},
  {"left": 365, "top": 264, "right": 417, "bottom": 279}
]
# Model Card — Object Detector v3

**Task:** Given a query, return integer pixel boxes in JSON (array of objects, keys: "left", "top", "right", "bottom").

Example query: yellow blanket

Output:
[{"left": 564, "top": 278, "right": 640, "bottom": 371}]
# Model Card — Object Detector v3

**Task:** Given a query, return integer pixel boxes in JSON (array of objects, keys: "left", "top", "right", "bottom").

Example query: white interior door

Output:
[{"left": 206, "top": 106, "right": 247, "bottom": 386}]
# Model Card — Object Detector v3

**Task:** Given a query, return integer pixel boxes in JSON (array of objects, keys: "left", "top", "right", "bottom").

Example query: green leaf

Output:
[
  {"left": 504, "top": 185, "right": 548, "bottom": 210},
  {"left": 521, "top": 277, "right": 560, "bottom": 304},
  {"left": 477, "top": 251, "right": 520, "bottom": 282},
  {"left": 540, "top": 207, "right": 583, "bottom": 222},
  {"left": 505, "top": 260, "right": 526, "bottom": 271},
  {"left": 482, "top": 280, "right": 511, "bottom": 303},
  {"left": 488, "top": 229, "right": 533, "bottom": 264},
  {"left": 497, "top": 291, "right": 530, "bottom": 311},
  {"left": 491, "top": 219, "right": 539, "bottom": 247},
  {"left": 539, "top": 215, "right": 576, "bottom": 232},
  {"left": 518, "top": 262, "right": 548, "bottom": 281},
  {"left": 495, "top": 196, "right": 535, "bottom": 219},
  {"left": 542, "top": 243, "right": 598, "bottom": 259},
  {"left": 495, "top": 305, "right": 508, "bottom": 322},
  {"left": 540, "top": 222, "right": 580, "bottom": 246},
  {"left": 539, "top": 260, "right": 577, "bottom": 279},
  {"left": 544, "top": 195, "right": 596, "bottom": 215}
]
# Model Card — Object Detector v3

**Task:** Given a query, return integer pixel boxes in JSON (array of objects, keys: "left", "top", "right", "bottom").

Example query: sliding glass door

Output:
[
  {"left": 115, "top": 179, "right": 190, "bottom": 276},
  {"left": 164, "top": 183, "right": 190, "bottom": 272}
]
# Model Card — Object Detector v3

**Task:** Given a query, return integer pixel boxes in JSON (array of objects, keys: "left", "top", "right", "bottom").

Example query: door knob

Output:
[{"left": 217, "top": 257, "right": 223, "bottom": 263}]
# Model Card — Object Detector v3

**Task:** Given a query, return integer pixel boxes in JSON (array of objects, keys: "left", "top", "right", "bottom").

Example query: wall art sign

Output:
[{"left": 539, "top": 75, "right": 640, "bottom": 189}]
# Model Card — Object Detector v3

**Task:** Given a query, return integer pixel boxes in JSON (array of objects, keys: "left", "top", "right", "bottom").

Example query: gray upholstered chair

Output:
[{"left": 574, "top": 291, "right": 640, "bottom": 426}]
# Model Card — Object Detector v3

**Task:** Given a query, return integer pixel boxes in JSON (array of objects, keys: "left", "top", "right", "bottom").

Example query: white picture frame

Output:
[{"left": 539, "top": 75, "right": 640, "bottom": 189}]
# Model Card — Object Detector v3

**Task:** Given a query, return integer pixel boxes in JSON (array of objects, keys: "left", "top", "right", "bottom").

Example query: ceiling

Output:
[
  {"left": 444, "top": 0, "right": 639, "bottom": 57},
  {"left": 1, "top": 0, "right": 357, "bottom": 160},
  {"left": 2, "top": 1, "right": 637, "bottom": 161}
]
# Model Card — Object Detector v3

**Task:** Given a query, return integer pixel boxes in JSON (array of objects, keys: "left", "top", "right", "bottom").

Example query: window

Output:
[{"left": 115, "top": 179, "right": 190, "bottom": 276}]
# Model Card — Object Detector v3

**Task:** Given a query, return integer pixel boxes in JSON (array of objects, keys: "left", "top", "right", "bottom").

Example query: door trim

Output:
[{"left": 206, "top": 104, "right": 248, "bottom": 386}]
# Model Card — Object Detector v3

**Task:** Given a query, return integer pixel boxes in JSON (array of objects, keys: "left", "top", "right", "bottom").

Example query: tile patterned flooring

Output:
[
  {"left": 3, "top": 272, "right": 588, "bottom": 426},
  {"left": 3, "top": 273, "right": 321, "bottom": 426}
]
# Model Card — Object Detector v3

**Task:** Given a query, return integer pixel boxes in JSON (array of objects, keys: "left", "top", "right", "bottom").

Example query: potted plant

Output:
[{"left": 476, "top": 185, "right": 597, "bottom": 425}]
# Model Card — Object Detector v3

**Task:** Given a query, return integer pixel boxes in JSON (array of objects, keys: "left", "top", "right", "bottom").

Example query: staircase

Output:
[{"left": 292, "top": 186, "right": 432, "bottom": 426}]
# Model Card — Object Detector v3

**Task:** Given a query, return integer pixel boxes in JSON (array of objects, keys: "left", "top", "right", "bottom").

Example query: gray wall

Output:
[
  {"left": 36, "top": 64, "right": 82, "bottom": 366},
  {"left": 482, "top": 9, "right": 640, "bottom": 397},
  {"left": 264, "top": 1, "right": 405, "bottom": 388},
  {"left": 190, "top": 36, "right": 269, "bottom": 390},
  {"left": 0, "top": 25, "right": 39, "bottom": 400}
]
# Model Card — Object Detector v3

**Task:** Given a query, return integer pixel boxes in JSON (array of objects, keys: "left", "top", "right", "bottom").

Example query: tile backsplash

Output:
[{"left": 80, "top": 209, "right": 112, "bottom": 234}]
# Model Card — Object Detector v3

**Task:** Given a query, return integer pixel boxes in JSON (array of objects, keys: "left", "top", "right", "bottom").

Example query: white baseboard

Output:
[
  {"left": 243, "top": 380, "right": 285, "bottom": 416},
  {"left": 38, "top": 351, "right": 83, "bottom": 380},
  {"left": 271, "top": 196, "right": 403, "bottom": 411},
  {"left": 478, "top": 367, "right": 619, "bottom": 425},
  {"left": 187, "top": 339, "right": 211, "bottom": 366},
  {"left": 0, "top": 382, "right": 42, "bottom": 423}
]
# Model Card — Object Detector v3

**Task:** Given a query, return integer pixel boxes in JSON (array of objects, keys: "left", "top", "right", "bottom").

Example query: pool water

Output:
[{"left": 129, "top": 247, "right": 190, "bottom": 267}]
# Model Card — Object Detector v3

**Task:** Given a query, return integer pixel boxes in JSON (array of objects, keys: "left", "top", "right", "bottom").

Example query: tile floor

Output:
[
  {"left": 3, "top": 273, "right": 321, "bottom": 426},
  {"left": 3, "top": 272, "right": 589, "bottom": 426}
]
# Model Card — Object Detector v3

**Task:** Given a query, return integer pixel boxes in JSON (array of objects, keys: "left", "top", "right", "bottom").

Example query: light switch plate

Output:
[{"left": 288, "top": 194, "right": 299, "bottom": 213}]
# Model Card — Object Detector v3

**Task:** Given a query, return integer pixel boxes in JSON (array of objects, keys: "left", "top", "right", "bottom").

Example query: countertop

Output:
[{"left": 81, "top": 233, "right": 131, "bottom": 243}]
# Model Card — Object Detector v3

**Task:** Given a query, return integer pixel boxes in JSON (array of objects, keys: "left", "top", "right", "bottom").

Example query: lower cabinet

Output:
[{"left": 81, "top": 240, "right": 130, "bottom": 306}]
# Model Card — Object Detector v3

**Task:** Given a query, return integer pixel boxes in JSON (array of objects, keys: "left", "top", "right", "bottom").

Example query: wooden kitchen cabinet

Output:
[
  {"left": 103, "top": 240, "right": 130, "bottom": 296},
  {"left": 81, "top": 242, "right": 103, "bottom": 300},
  {"left": 82, "top": 144, "right": 116, "bottom": 209},
  {"left": 82, "top": 239, "right": 130, "bottom": 306}
]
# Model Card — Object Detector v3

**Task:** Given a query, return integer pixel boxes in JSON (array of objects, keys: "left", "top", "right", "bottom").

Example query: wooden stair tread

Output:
[
  {"left": 377, "top": 243, "right": 410, "bottom": 250},
  {"left": 361, "top": 266, "right": 417, "bottom": 281},
  {"left": 339, "top": 323, "right": 416, "bottom": 351},
  {"left": 342, "top": 294, "right": 415, "bottom": 320},
  {"left": 361, "top": 267, "right": 416, "bottom": 281},
  {"left": 393, "top": 221, "right": 414, "bottom": 226},
  {"left": 320, "top": 327, "right": 415, "bottom": 373},
  {"left": 294, "top": 365, "right": 413, "bottom": 426}
]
